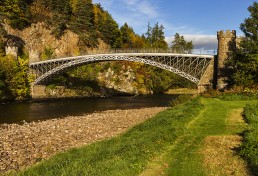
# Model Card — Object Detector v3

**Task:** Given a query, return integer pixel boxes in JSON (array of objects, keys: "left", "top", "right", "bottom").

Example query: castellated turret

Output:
[
  {"left": 216, "top": 30, "right": 237, "bottom": 90},
  {"left": 5, "top": 46, "right": 18, "bottom": 58},
  {"left": 5, "top": 36, "right": 23, "bottom": 59}
]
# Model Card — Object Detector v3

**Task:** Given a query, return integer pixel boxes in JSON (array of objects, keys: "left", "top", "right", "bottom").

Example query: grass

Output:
[
  {"left": 9, "top": 97, "right": 258, "bottom": 176},
  {"left": 15, "top": 98, "right": 204, "bottom": 176},
  {"left": 201, "top": 136, "right": 250, "bottom": 176},
  {"left": 165, "top": 88, "right": 198, "bottom": 95},
  {"left": 141, "top": 98, "right": 257, "bottom": 176},
  {"left": 240, "top": 103, "right": 258, "bottom": 174}
]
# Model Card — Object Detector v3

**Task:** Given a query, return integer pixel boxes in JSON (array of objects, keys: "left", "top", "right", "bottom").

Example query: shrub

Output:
[
  {"left": 240, "top": 103, "right": 258, "bottom": 174},
  {"left": 217, "top": 92, "right": 258, "bottom": 101},
  {"left": 170, "top": 94, "right": 193, "bottom": 107},
  {"left": 201, "top": 90, "right": 221, "bottom": 98}
]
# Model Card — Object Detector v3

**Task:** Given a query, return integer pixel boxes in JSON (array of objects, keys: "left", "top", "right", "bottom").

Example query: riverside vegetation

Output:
[
  {"left": 241, "top": 103, "right": 258, "bottom": 174},
  {"left": 2, "top": 95, "right": 256, "bottom": 176}
]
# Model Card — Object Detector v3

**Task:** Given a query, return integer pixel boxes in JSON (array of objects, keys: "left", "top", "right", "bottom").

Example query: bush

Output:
[
  {"left": 217, "top": 91, "right": 258, "bottom": 101},
  {"left": 201, "top": 90, "right": 221, "bottom": 98},
  {"left": 201, "top": 89, "right": 258, "bottom": 101},
  {"left": 240, "top": 103, "right": 258, "bottom": 174},
  {"left": 170, "top": 94, "right": 193, "bottom": 107}
]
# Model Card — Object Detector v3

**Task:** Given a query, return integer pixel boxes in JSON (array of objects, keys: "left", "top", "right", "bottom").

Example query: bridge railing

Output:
[
  {"left": 34, "top": 48, "right": 217, "bottom": 63},
  {"left": 75, "top": 48, "right": 217, "bottom": 55}
]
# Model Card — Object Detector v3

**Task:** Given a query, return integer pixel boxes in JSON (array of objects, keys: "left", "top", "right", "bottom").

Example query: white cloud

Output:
[
  {"left": 92, "top": 0, "right": 217, "bottom": 51},
  {"left": 122, "top": 0, "right": 159, "bottom": 18},
  {"left": 166, "top": 34, "right": 217, "bottom": 50},
  {"left": 93, "top": 0, "right": 160, "bottom": 34}
]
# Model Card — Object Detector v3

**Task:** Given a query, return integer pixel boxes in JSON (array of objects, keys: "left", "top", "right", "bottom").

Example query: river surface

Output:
[{"left": 0, "top": 94, "right": 178, "bottom": 124}]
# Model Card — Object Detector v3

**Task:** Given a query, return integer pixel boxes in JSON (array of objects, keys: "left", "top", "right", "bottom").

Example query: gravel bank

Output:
[{"left": 0, "top": 107, "right": 166, "bottom": 173}]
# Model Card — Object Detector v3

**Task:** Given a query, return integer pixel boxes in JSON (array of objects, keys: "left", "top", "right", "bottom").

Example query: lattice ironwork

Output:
[{"left": 29, "top": 53, "right": 214, "bottom": 85}]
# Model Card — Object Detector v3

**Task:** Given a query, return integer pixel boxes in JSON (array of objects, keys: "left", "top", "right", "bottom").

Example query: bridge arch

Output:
[{"left": 30, "top": 53, "right": 214, "bottom": 91}]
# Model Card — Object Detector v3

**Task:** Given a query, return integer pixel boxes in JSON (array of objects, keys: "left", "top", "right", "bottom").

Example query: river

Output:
[{"left": 0, "top": 94, "right": 178, "bottom": 124}]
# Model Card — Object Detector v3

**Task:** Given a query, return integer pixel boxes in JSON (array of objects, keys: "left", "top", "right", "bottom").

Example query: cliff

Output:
[{"left": 3, "top": 22, "right": 110, "bottom": 62}]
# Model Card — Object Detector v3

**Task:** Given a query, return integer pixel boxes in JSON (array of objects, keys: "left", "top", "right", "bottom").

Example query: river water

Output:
[{"left": 0, "top": 94, "right": 178, "bottom": 124}]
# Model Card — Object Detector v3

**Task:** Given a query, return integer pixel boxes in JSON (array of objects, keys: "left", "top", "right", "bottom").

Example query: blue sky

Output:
[{"left": 92, "top": 0, "right": 256, "bottom": 50}]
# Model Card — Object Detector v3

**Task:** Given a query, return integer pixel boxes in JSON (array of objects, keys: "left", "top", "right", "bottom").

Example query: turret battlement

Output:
[
  {"left": 217, "top": 30, "right": 236, "bottom": 39},
  {"left": 5, "top": 46, "right": 18, "bottom": 58}
]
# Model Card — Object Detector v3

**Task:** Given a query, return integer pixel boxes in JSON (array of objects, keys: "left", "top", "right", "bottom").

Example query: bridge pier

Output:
[
  {"left": 31, "top": 84, "right": 47, "bottom": 99},
  {"left": 197, "top": 56, "right": 215, "bottom": 93}
]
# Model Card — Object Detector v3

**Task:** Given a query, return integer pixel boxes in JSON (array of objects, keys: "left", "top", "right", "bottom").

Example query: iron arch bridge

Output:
[{"left": 29, "top": 53, "right": 214, "bottom": 85}]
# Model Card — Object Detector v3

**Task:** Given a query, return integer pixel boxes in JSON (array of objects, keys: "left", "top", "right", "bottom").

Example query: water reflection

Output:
[{"left": 0, "top": 94, "right": 178, "bottom": 124}]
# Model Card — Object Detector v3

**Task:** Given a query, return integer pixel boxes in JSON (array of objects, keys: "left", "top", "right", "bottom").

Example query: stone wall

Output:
[
  {"left": 198, "top": 58, "right": 215, "bottom": 93},
  {"left": 216, "top": 30, "right": 237, "bottom": 90}
]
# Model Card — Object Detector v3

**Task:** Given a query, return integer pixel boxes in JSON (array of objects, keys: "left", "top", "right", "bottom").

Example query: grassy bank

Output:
[
  {"left": 165, "top": 88, "right": 198, "bottom": 95},
  {"left": 160, "top": 98, "right": 253, "bottom": 176},
  {"left": 8, "top": 97, "right": 258, "bottom": 176},
  {"left": 15, "top": 98, "right": 204, "bottom": 176},
  {"left": 241, "top": 103, "right": 258, "bottom": 174}
]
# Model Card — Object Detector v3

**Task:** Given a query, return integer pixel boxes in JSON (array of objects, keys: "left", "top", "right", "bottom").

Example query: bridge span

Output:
[{"left": 29, "top": 51, "right": 215, "bottom": 93}]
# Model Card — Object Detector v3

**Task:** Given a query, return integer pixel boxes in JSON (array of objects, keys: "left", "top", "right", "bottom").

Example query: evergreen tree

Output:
[
  {"left": 72, "top": 0, "right": 98, "bottom": 48},
  {"left": 95, "top": 9, "right": 121, "bottom": 48},
  {"left": 51, "top": 0, "right": 72, "bottom": 38},
  {"left": 145, "top": 22, "right": 152, "bottom": 45},
  {"left": 0, "top": 0, "right": 32, "bottom": 29},
  {"left": 144, "top": 22, "right": 168, "bottom": 49},
  {"left": 120, "top": 23, "right": 131, "bottom": 46},
  {"left": 171, "top": 33, "right": 193, "bottom": 53}
]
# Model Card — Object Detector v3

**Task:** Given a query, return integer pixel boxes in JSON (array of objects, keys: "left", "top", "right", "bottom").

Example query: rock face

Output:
[
  {"left": 0, "top": 107, "right": 166, "bottom": 173},
  {"left": 98, "top": 65, "right": 140, "bottom": 95},
  {"left": 31, "top": 63, "right": 152, "bottom": 99},
  {"left": 3, "top": 22, "right": 110, "bottom": 61}
]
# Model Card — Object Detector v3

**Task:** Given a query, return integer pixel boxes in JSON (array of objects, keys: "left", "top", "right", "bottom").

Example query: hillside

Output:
[{"left": 0, "top": 0, "right": 195, "bottom": 100}]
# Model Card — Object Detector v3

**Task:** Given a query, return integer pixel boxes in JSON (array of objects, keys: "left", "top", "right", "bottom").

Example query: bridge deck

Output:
[{"left": 30, "top": 53, "right": 214, "bottom": 65}]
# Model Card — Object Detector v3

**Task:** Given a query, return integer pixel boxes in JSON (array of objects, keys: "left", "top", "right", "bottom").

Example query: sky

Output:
[{"left": 92, "top": 0, "right": 256, "bottom": 50}]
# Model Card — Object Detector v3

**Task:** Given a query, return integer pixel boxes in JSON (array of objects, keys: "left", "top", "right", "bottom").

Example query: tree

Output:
[
  {"left": 145, "top": 22, "right": 152, "bottom": 45},
  {"left": 120, "top": 23, "right": 145, "bottom": 48},
  {"left": 0, "top": 67, "right": 8, "bottom": 99},
  {"left": 120, "top": 23, "right": 133, "bottom": 48},
  {"left": 226, "top": 2, "right": 258, "bottom": 88},
  {"left": 171, "top": 33, "right": 193, "bottom": 53},
  {"left": 144, "top": 22, "right": 168, "bottom": 49},
  {"left": 0, "top": 0, "right": 32, "bottom": 29},
  {"left": 240, "top": 2, "right": 258, "bottom": 54},
  {"left": 51, "top": 0, "right": 72, "bottom": 38},
  {"left": 94, "top": 7, "right": 121, "bottom": 48},
  {"left": 0, "top": 55, "right": 30, "bottom": 100},
  {"left": 72, "top": 0, "right": 98, "bottom": 48}
]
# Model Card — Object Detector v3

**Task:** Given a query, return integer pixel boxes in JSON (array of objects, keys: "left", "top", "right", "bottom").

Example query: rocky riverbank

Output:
[{"left": 0, "top": 107, "right": 166, "bottom": 174}]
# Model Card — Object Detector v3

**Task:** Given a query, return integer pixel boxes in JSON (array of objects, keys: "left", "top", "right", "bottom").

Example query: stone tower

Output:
[
  {"left": 5, "top": 37, "right": 19, "bottom": 59},
  {"left": 5, "top": 46, "right": 18, "bottom": 58},
  {"left": 217, "top": 30, "right": 237, "bottom": 90}
]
